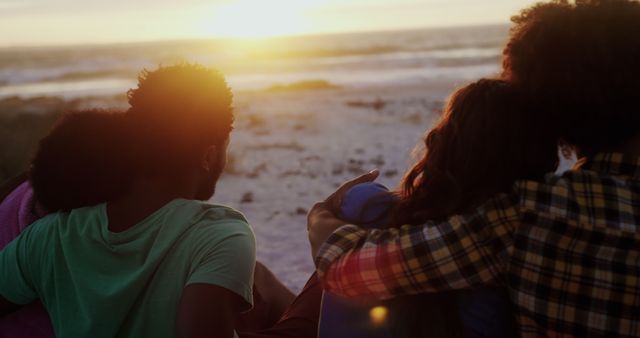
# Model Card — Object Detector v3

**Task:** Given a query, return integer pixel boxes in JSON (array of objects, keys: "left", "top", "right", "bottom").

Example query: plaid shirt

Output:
[{"left": 316, "top": 152, "right": 640, "bottom": 337}]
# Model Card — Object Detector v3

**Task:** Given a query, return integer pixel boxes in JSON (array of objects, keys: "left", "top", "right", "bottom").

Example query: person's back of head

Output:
[
  {"left": 387, "top": 79, "right": 541, "bottom": 338},
  {"left": 395, "top": 79, "right": 558, "bottom": 225},
  {"left": 126, "top": 63, "right": 234, "bottom": 182},
  {"left": 30, "top": 110, "right": 134, "bottom": 212},
  {"left": 503, "top": 0, "right": 640, "bottom": 156}
]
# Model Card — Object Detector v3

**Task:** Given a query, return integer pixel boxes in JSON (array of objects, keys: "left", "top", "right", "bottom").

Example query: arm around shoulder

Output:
[{"left": 315, "top": 193, "right": 520, "bottom": 299}]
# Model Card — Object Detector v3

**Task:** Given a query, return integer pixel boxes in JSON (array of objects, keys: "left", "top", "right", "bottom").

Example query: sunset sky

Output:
[{"left": 0, "top": 0, "right": 537, "bottom": 47}]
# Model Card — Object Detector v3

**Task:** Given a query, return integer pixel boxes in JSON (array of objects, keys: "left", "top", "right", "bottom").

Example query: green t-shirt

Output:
[{"left": 0, "top": 198, "right": 256, "bottom": 338}]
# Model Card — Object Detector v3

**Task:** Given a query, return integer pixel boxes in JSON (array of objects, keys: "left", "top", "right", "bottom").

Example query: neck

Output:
[{"left": 106, "top": 174, "right": 198, "bottom": 233}]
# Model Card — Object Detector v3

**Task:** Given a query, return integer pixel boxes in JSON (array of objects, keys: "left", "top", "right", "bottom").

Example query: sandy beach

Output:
[
  {"left": 212, "top": 80, "right": 479, "bottom": 291},
  {"left": 0, "top": 77, "right": 485, "bottom": 291},
  {"left": 0, "top": 25, "right": 507, "bottom": 291}
]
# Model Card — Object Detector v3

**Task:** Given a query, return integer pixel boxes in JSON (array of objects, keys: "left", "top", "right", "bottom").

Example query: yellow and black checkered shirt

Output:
[{"left": 316, "top": 152, "right": 640, "bottom": 337}]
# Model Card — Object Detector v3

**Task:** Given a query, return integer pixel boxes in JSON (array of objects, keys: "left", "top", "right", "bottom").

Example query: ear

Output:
[{"left": 201, "top": 145, "right": 219, "bottom": 172}]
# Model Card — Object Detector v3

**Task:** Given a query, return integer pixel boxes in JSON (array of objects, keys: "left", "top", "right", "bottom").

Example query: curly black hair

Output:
[
  {"left": 127, "top": 63, "right": 234, "bottom": 174},
  {"left": 503, "top": 0, "right": 640, "bottom": 156},
  {"left": 30, "top": 110, "right": 133, "bottom": 211}
]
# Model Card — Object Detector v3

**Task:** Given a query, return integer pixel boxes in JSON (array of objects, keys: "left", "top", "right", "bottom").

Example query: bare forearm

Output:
[
  {"left": 177, "top": 284, "right": 245, "bottom": 338},
  {"left": 253, "top": 262, "right": 295, "bottom": 325}
]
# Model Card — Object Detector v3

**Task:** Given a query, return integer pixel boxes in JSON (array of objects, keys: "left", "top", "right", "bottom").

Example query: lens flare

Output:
[{"left": 369, "top": 305, "right": 388, "bottom": 326}]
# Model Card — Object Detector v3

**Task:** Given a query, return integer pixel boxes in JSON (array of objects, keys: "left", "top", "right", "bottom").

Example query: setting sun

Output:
[{"left": 202, "top": 0, "right": 320, "bottom": 38}]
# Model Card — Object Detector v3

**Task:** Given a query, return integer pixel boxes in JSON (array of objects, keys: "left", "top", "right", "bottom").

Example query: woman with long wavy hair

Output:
[
  {"left": 320, "top": 78, "right": 559, "bottom": 337},
  {"left": 385, "top": 78, "right": 559, "bottom": 337}
]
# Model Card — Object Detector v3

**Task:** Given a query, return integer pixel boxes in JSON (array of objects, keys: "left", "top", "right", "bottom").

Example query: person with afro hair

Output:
[{"left": 310, "top": 1, "right": 640, "bottom": 337}]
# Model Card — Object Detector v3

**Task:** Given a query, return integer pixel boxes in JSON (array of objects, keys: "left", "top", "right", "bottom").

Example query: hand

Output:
[
  {"left": 324, "top": 169, "right": 380, "bottom": 215},
  {"left": 307, "top": 201, "right": 349, "bottom": 259},
  {"left": 307, "top": 169, "right": 380, "bottom": 259}
]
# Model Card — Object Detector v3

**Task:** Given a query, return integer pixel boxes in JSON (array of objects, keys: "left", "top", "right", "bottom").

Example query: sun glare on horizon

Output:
[{"left": 201, "top": 0, "right": 322, "bottom": 39}]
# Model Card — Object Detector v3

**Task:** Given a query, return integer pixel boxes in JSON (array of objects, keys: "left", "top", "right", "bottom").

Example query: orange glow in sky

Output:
[{"left": 0, "top": 0, "right": 539, "bottom": 47}]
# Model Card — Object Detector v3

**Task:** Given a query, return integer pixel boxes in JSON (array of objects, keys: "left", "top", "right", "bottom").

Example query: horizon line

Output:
[{"left": 0, "top": 21, "right": 510, "bottom": 51}]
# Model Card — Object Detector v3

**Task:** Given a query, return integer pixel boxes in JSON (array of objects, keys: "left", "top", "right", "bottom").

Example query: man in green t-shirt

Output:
[{"left": 0, "top": 64, "right": 256, "bottom": 338}]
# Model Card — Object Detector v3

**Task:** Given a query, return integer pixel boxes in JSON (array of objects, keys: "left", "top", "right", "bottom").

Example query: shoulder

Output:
[
  {"left": 515, "top": 167, "right": 621, "bottom": 195},
  {"left": 178, "top": 200, "right": 254, "bottom": 245},
  {"left": 513, "top": 170, "right": 590, "bottom": 221},
  {"left": 175, "top": 199, "right": 249, "bottom": 225},
  {"left": 514, "top": 172, "right": 572, "bottom": 201},
  {"left": 0, "top": 211, "right": 65, "bottom": 275},
  {"left": 196, "top": 202, "right": 249, "bottom": 225},
  {"left": 18, "top": 211, "right": 66, "bottom": 239}
]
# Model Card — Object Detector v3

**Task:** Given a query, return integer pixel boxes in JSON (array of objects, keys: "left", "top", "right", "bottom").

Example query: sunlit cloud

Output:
[{"left": 200, "top": 0, "right": 324, "bottom": 38}]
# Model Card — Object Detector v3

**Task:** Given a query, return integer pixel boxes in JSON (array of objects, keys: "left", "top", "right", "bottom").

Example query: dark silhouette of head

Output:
[
  {"left": 395, "top": 79, "right": 557, "bottom": 226},
  {"left": 503, "top": 0, "right": 640, "bottom": 156},
  {"left": 126, "top": 63, "right": 234, "bottom": 200},
  {"left": 30, "top": 110, "right": 134, "bottom": 212}
]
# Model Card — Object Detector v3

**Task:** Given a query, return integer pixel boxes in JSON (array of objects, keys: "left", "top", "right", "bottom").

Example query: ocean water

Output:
[
  {"left": 0, "top": 24, "right": 507, "bottom": 99},
  {"left": 1, "top": 24, "right": 514, "bottom": 289}
]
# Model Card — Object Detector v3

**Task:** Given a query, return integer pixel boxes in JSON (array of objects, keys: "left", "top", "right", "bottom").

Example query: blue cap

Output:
[{"left": 340, "top": 182, "right": 396, "bottom": 227}]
